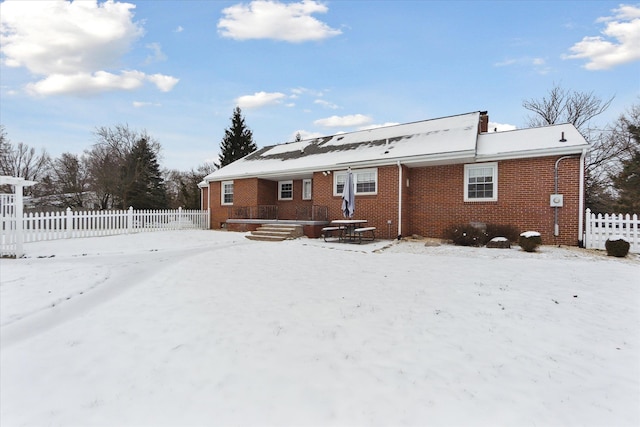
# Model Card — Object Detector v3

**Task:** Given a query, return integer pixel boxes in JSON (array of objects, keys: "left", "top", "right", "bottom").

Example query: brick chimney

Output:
[{"left": 479, "top": 111, "right": 488, "bottom": 133}]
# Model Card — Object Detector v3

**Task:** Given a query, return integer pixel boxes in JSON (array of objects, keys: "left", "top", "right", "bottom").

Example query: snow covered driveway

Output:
[{"left": 1, "top": 231, "right": 638, "bottom": 426}]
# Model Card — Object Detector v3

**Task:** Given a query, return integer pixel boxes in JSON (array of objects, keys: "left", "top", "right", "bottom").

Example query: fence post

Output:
[
  {"left": 127, "top": 206, "right": 134, "bottom": 234},
  {"left": 65, "top": 207, "right": 73, "bottom": 239},
  {"left": 178, "top": 206, "right": 183, "bottom": 230},
  {"left": 584, "top": 208, "right": 591, "bottom": 249}
]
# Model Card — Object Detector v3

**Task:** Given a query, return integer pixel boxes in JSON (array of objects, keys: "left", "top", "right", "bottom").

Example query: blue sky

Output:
[{"left": 1, "top": 0, "right": 639, "bottom": 171}]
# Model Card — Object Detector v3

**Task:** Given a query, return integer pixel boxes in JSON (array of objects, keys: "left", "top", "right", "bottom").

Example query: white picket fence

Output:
[
  {"left": 584, "top": 208, "right": 639, "bottom": 253},
  {"left": 1, "top": 206, "right": 210, "bottom": 257}
]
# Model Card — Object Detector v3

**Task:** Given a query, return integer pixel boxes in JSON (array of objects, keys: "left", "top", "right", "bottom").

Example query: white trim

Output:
[
  {"left": 302, "top": 178, "right": 312, "bottom": 200},
  {"left": 464, "top": 162, "right": 498, "bottom": 202},
  {"left": 278, "top": 180, "right": 293, "bottom": 200},
  {"left": 333, "top": 168, "right": 378, "bottom": 196},
  {"left": 221, "top": 180, "right": 234, "bottom": 205}
]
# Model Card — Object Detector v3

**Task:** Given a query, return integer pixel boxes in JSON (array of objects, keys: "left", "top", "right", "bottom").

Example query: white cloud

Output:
[
  {"left": 564, "top": 4, "right": 640, "bottom": 70},
  {"left": 494, "top": 57, "right": 550, "bottom": 75},
  {"left": 26, "top": 71, "right": 146, "bottom": 96},
  {"left": 0, "top": 0, "right": 179, "bottom": 96},
  {"left": 146, "top": 74, "right": 180, "bottom": 92},
  {"left": 236, "top": 91, "right": 286, "bottom": 108},
  {"left": 133, "top": 101, "right": 161, "bottom": 108},
  {"left": 488, "top": 122, "right": 517, "bottom": 132},
  {"left": 218, "top": 0, "right": 342, "bottom": 42},
  {"left": 314, "top": 114, "right": 373, "bottom": 128},
  {"left": 314, "top": 99, "right": 339, "bottom": 109},
  {"left": 174, "top": 25, "right": 184, "bottom": 33},
  {"left": 145, "top": 43, "right": 167, "bottom": 64}
]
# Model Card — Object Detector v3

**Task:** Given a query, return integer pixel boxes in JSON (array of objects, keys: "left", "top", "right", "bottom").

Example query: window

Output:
[
  {"left": 464, "top": 163, "right": 497, "bottom": 202},
  {"left": 278, "top": 180, "right": 293, "bottom": 200},
  {"left": 302, "top": 179, "right": 312, "bottom": 200},
  {"left": 221, "top": 181, "right": 234, "bottom": 205},
  {"left": 333, "top": 168, "right": 378, "bottom": 196}
]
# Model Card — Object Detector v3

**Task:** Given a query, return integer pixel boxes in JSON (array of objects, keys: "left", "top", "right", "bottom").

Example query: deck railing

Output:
[
  {"left": 228, "top": 205, "right": 279, "bottom": 220},
  {"left": 227, "top": 205, "right": 328, "bottom": 221}
]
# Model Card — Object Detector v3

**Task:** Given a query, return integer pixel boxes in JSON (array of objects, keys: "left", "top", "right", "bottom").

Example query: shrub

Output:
[
  {"left": 605, "top": 236, "right": 630, "bottom": 257},
  {"left": 519, "top": 231, "right": 542, "bottom": 252},
  {"left": 486, "top": 224, "right": 520, "bottom": 243},
  {"left": 486, "top": 237, "right": 511, "bottom": 249},
  {"left": 444, "top": 224, "right": 488, "bottom": 247}
]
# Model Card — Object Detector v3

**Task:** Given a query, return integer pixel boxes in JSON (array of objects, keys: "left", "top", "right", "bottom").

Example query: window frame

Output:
[
  {"left": 464, "top": 162, "right": 498, "bottom": 202},
  {"left": 221, "top": 180, "right": 234, "bottom": 205},
  {"left": 302, "top": 179, "right": 312, "bottom": 200},
  {"left": 278, "top": 180, "right": 294, "bottom": 201},
  {"left": 333, "top": 168, "right": 378, "bottom": 196}
]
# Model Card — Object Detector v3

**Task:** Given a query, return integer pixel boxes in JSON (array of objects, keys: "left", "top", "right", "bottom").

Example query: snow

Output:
[
  {"left": 609, "top": 235, "right": 629, "bottom": 242},
  {"left": 204, "top": 112, "right": 480, "bottom": 181},
  {"left": 1, "top": 231, "right": 639, "bottom": 426},
  {"left": 520, "top": 231, "right": 542, "bottom": 238},
  {"left": 476, "top": 123, "right": 588, "bottom": 160},
  {"left": 490, "top": 236, "right": 508, "bottom": 242}
]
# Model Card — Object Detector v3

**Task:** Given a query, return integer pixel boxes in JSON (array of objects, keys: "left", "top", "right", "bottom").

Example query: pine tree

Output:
[
  {"left": 217, "top": 106, "right": 257, "bottom": 168},
  {"left": 121, "top": 138, "right": 167, "bottom": 209},
  {"left": 612, "top": 125, "right": 640, "bottom": 214}
]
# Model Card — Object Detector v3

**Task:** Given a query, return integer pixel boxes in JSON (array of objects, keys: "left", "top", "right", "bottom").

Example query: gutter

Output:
[
  {"left": 578, "top": 148, "right": 587, "bottom": 246},
  {"left": 397, "top": 161, "right": 402, "bottom": 239}
]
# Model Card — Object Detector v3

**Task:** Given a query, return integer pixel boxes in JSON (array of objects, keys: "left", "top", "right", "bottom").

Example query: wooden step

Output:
[{"left": 245, "top": 223, "right": 304, "bottom": 241}]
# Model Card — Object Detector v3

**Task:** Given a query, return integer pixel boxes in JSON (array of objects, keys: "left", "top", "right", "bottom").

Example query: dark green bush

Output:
[
  {"left": 444, "top": 224, "right": 488, "bottom": 247},
  {"left": 519, "top": 232, "right": 542, "bottom": 252},
  {"left": 486, "top": 224, "right": 520, "bottom": 243},
  {"left": 605, "top": 238, "right": 630, "bottom": 257},
  {"left": 446, "top": 223, "right": 522, "bottom": 247}
]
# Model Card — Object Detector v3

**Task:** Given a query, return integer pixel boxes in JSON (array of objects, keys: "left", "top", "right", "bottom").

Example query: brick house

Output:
[{"left": 200, "top": 111, "right": 589, "bottom": 246}]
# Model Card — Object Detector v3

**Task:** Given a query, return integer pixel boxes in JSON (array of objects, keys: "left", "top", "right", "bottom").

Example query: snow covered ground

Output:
[{"left": 1, "top": 230, "right": 638, "bottom": 427}]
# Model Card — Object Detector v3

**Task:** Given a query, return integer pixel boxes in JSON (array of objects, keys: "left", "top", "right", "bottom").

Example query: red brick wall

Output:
[
  {"left": 276, "top": 179, "right": 313, "bottom": 219},
  {"left": 311, "top": 167, "right": 401, "bottom": 239},
  {"left": 207, "top": 156, "right": 582, "bottom": 245},
  {"left": 406, "top": 156, "right": 582, "bottom": 245}
]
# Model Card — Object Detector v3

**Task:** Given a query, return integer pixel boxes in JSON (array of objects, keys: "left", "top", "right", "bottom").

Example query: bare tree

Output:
[
  {"left": 523, "top": 84, "right": 613, "bottom": 134},
  {"left": 86, "top": 124, "right": 159, "bottom": 209},
  {"left": 0, "top": 128, "right": 51, "bottom": 196},
  {"left": 164, "top": 162, "right": 216, "bottom": 209},
  {"left": 50, "top": 153, "right": 91, "bottom": 208}
]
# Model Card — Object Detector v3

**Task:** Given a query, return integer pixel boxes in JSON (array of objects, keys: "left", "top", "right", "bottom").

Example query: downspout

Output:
[
  {"left": 554, "top": 155, "right": 580, "bottom": 237},
  {"left": 397, "top": 161, "right": 402, "bottom": 240},
  {"left": 578, "top": 148, "right": 586, "bottom": 246}
]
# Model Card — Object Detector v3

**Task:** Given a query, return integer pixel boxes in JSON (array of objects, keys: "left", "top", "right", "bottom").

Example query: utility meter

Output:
[{"left": 550, "top": 194, "right": 564, "bottom": 207}]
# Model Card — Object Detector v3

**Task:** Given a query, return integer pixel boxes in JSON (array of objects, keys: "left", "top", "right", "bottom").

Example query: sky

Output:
[{"left": 1, "top": 0, "right": 639, "bottom": 172}]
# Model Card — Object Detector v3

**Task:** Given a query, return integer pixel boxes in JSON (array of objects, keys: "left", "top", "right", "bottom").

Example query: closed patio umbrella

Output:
[{"left": 342, "top": 169, "right": 355, "bottom": 218}]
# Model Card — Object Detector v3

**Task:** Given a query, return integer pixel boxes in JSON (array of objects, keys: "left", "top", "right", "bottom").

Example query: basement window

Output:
[
  {"left": 278, "top": 180, "right": 293, "bottom": 200},
  {"left": 464, "top": 163, "right": 497, "bottom": 202},
  {"left": 221, "top": 181, "right": 234, "bottom": 205}
]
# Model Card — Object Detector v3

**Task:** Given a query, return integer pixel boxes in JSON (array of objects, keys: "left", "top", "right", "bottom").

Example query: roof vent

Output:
[{"left": 559, "top": 132, "right": 567, "bottom": 142}]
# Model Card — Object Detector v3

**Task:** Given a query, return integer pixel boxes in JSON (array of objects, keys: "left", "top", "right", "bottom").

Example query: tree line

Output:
[
  {"left": 0, "top": 107, "right": 255, "bottom": 211},
  {"left": 1, "top": 93, "right": 638, "bottom": 213}
]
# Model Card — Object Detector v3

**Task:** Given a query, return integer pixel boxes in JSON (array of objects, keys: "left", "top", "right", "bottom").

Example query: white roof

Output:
[
  {"left": 205, "top": 112, "right": 481, "bottom": 181},
  {"left": 204, "top": 113, "right": 589, "bottom": 182},
  {"left": 477, "top": 123, "right": 589, "bottom": 160}
]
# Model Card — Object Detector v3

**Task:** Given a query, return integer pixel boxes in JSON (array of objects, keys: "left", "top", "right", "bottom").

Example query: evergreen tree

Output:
[
  {"left": 612, "top": 124, "right": 640, "bottom": 214},
  {"left": 121, "top": 138, "right": 167, "bottom": 209},
  {"left": 217, "top": 106, "right": 256, "bottom": 168}
]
